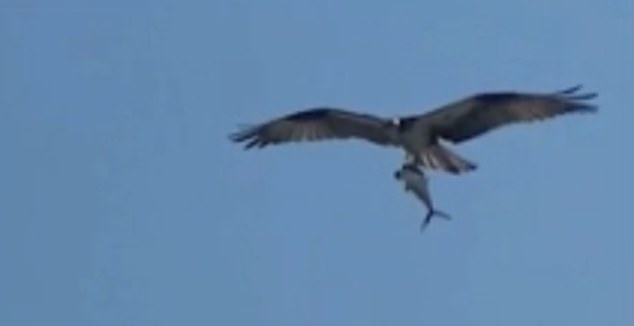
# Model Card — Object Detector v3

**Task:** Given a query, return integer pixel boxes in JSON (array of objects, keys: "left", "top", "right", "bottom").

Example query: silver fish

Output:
[{"left": 394, "top": 163, "right": 451, "bottom": 231}]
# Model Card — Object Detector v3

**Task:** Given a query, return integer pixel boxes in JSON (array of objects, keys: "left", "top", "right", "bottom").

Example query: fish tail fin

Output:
[
  {"left": 421, "top": 213, "right": 434, "bottom": 232},
  {"left": 432, "top": 209, "right": 451, "bottom": 220},
  {"left": 420, "top": 209, "right": 452, "bottom": 232}
]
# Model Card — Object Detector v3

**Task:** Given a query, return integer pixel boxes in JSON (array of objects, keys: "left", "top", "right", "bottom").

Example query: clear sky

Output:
[{"left": 1, "top": 0, "right": 632, "bottom": 325}]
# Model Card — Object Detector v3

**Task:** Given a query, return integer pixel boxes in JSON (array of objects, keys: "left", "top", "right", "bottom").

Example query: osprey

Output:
[
  {"left": 229, "top": 85, "right": 598, "bottom": 174},
  {"left": 394, "top": 162, "right": 451, "bottom": 231}
]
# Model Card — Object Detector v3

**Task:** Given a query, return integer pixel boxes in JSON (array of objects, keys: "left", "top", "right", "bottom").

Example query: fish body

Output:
[{"left": 394, "top": 163, "right": 451, "bottom": 231}]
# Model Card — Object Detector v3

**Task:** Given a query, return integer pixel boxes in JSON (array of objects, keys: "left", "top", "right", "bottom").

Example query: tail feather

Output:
[{"left": 418, "top": 145, "right": 477, "bottom": 174}]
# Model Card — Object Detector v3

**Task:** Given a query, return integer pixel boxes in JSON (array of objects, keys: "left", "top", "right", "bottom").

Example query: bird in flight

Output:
[{"left": 229, "top": 85, "right": 598, "bottom": 174}]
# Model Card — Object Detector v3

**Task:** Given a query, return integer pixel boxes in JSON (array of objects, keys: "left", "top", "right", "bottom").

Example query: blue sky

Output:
[{"left": 1, "top": 0, "right": 632, "bottom": 325}]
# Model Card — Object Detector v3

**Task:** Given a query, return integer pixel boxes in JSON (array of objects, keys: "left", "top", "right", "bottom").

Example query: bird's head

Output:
[{"left": 391, "top": 117, "right": 401, "bottom": 126}]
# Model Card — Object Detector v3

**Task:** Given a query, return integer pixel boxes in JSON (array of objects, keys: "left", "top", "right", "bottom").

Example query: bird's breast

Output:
[{"left": 400, "top": 127, "right": 434, "bottom": 151}]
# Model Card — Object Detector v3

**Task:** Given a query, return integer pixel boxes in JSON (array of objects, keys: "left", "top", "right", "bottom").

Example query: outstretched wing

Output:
[
  {"left": 418, "top": 84, "right": 598, "bottom": 143},
  {"left": 229, "top": 107, "right": 399, "bottom": 149}
]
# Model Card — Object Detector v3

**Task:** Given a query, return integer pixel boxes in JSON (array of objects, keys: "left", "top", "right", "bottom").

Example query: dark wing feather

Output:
[
  {"left": 420, "top": 85, "right": 598, "bottom": 143},
  {"left": 229, "top": 107, "right": 398, "bottom": 149}
]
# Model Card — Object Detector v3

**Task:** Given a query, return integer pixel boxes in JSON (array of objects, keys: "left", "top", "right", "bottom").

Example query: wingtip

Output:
[
  {"left": 567, "top": 92, "right": 598, "bottom": 101},
  {"left": 227, "top": 132, "right": 241, "bottom": 143},
  {"left": 554, "top": 84, "right": 599, "bottom": 101},
  {"left": 228, "top": 124, "right": 256, "bottom": 142},
  {"left": 555, "top": 84, "right": 584, "bottom": 95},
  {"left": 582, "top": 104, "right": 599, "bottom": 113},
  {"left": 227, "top": 125, "right": 266, "bottom": 150}
]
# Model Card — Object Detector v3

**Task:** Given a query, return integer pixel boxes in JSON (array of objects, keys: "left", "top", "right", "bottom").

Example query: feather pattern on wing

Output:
[
  {"left": 414, "top": 85, "right": 598, "bottom": 143},
  {"left": 229, "top": 107, "right": 399, "bottom": 149}
]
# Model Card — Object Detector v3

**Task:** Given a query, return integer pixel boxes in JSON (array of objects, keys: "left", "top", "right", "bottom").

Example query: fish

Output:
[{"left": 394, "top": 163, "right": 452, "bottom": 231}]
